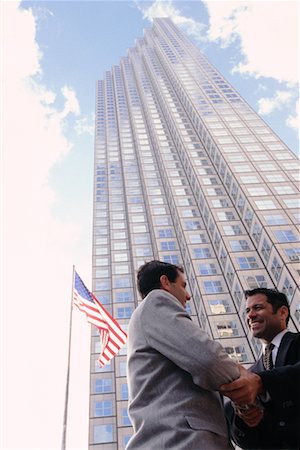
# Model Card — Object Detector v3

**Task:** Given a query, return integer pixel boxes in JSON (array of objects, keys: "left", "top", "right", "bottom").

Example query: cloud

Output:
[
  {"left": 3, "top": 2, "right": 89, "bottom": 449},
  {"left": 203, "top": 1, "right": 298, "bottom": 85},
  {"left": 258, "top": 90, "right": 294, "bottom": 115},
  {"left": 75, "top": 114, "right": 95, "bottom": 136},
  {"left": 60, "top": 85, "right": 80, "bottom": 118},
  {"left": 137, "top": 0, "right": 206, "bottom": 42},
  {"left": 286, "top": 100, "right": 299, "bottom": 134}
]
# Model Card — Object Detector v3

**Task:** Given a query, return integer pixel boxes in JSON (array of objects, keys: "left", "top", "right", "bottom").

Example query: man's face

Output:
[
  {"left": 245, "top": 294, "right": 287, "bottom": 343},
  {"left": 167, "top": 271, "right": 191, "bottom": 309}
]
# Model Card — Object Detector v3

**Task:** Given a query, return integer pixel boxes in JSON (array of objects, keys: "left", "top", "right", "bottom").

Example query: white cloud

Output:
[
  {"left": 286, "top": 100, "right": 299, "bottom": 134},
  {"left": 60, "top": 85, "right": 80, "bottom": 118},
  {"left": 3, "top": 2, "right": 89, "bottom": 449},
  {"left": 203, "top": 1, "right": 299, "bottom": 85},
  {"left": 137, "top": 0, "right": 206, "bottom": 42},
  {"left": 258, "top": 90, "right": 294, "bottom": 115},
  {"left": 75, "top": 114, "right": 95, "bottom": 136}
]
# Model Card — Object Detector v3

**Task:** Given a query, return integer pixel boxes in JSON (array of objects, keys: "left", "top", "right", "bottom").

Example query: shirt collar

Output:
[{"left": 263, "top": 329, "right": 288, "bottom": 351}]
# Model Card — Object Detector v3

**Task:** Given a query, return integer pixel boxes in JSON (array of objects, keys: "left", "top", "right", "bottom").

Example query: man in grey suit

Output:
[{"left": 126, "top": 260, "right": 256, "bottom": 450}]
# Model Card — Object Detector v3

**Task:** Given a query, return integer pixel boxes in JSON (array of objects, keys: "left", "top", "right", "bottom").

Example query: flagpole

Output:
[{"left": 61, "top": 265, "right": 75, "bottom": 450}]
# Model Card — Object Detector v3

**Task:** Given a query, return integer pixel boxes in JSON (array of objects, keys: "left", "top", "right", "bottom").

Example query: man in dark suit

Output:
[
  {"left": 126, "top": 260, "right": 257, "bottom": 450},
  {"left": 222, "top": 288, "right": 300, "bottom": 450}
]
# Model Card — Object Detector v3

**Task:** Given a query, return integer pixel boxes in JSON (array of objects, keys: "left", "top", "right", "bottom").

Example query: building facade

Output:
[{"left": 90, "top": 18, "right": 300, "bottom": 449}]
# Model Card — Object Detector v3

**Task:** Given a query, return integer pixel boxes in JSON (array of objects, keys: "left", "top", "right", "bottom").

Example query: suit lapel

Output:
[{"left": 275, "top": 332, "right": 294, "bottom": 367}]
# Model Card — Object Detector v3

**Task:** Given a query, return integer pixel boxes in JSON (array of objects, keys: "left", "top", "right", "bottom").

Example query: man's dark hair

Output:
[
  {"left": 137, "top": 260, "right": 184, "bottom": 299},
  {"left": 245, "top": 288, "right": 290, "bottom": 325}
]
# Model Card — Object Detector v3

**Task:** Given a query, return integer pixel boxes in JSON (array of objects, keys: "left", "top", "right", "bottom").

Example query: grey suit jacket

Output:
[{"left": 126, "top": 289, "right": 240, "bottom": 450}]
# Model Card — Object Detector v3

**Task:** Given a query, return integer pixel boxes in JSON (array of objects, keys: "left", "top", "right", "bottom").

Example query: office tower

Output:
[{"left": 90, "top": 18, "right": 300, "bottom": 449}]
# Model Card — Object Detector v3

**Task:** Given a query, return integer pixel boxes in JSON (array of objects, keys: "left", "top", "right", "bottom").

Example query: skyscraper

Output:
[{"left": 90, "top": 18, "right": 299, "bottom": 449}]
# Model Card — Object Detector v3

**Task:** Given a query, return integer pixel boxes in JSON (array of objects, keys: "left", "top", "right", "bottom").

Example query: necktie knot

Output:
[{"left": 263, "top": 343, "right": 274, "bottom": 370}]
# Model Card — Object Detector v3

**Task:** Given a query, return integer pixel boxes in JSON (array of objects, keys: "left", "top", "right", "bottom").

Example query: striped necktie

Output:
[{"left": 263, "top": 343, "right": 274, "bottom": 370}]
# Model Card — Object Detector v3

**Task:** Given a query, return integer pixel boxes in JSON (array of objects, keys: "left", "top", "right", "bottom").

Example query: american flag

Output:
[{"left": 73, "top": 271, "right": 127, "bottom": 368}]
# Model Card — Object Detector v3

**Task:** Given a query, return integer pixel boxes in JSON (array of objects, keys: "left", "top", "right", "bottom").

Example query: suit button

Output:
[{"left": 279, "top": 421, "right": 285, "bottom": 426}]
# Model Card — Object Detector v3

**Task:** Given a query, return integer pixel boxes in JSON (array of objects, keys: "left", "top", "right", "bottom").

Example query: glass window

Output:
[
  {"left": 116, "top": 307, "right": 133, "bottom": 319},
  {"left": 274, "top": 230, "right": 298, "bottom": 243},
  {"left": 209, "top": 299, "right": 231, "bottom": 314},
  {"left": 121, "top": 383, "right": 128, "bottom": 400},
  {"left": 95, "top": 400, "right": 113, "bottom": 417},
  {"left": 194, "top": 247, "right": 212, "bottom": 258},
  {"left": 163, "top": 255, "right": 179, "bottom": 264},
  {"left": 223, "top": 225, "right": 242, "bottom": 235},
  {"left": 204, "top": 280, "right": 224, "bottom": 293},
  {"left": 115, "top": 291, "right": 132, "bottom": 302},
  {"left": 255, "top": 200, "right": 277, "bottom": 210},
  {"left": 283, "top": 198, "right": 300, "bottom": 208},
  {"left": 237, "top": 256, "right": 259, "bottom": 269},
  {"left": 284, "top": 248, "right": 300, "bottom": 261},
  {"left": 225, "top": 345, "right": 249, "bottom": 363},
  {"left": 161, "top": 241, "right": 176, "bottom": 251},
  {"left": 95, "top": 378, "right": 112, "bottom": 394},
  {"left": 264, "top": 214, "right": 288, "bottom": 225},
  {"left": 229, "top": 239, "right": 250, "bottom": 251},
  {"left": 198, "top": 263, "right": 218, "bottom": 275},
  {"left": 158, "top": 229, "right": 174, "bottom": 238},
  {"left": 216, "top": 320, "right": 239, "bottom": 337},
  {"left": 122, "top": 408, "right": 132, "bottom": 426},
  {"left": 93, "top": 424, "right": 113, "bottom": 444}
]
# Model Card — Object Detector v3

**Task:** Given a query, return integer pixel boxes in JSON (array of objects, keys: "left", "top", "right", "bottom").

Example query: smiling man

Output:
[
  {"left": 126, "top": 260, "right": 242, "bottom": 450},
  {"left": 223, "top": 288, "right": 300, "bottom": 450}
]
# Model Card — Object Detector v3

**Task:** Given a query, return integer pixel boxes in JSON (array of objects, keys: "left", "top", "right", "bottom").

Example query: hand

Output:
[
  {"left": 233, "top": 403, "right": 264, "bottom": 427},
  {"left": 219, "top": 365, "right": 264, "bottom": 405}
]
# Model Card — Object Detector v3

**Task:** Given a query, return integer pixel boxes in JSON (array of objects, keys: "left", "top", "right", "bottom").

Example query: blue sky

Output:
[{"left": 3, "top": 1, "right": 299, "bottom": 449}]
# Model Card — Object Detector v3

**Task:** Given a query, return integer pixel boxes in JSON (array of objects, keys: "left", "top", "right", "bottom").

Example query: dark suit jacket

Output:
[{"left": 226, "top": 331, "right": 300, "bottom": 449}]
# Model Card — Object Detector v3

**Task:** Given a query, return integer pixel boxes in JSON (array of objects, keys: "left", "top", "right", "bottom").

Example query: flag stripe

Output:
[{"left": 73, "top": 271, "right": 128, "bottom": 368}]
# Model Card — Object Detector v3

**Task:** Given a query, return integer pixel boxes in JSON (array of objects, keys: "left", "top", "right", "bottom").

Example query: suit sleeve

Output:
[
  {"left": 257, "top": 361, "right": 300, "bottom": 402},
  {"left": 141, "top": 291, "right": 239, "bottom": 391}
]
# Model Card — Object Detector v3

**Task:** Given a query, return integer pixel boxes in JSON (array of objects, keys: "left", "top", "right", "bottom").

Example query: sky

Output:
[{"left": 1, "top": 1, "right": 299, "bottom": 449}]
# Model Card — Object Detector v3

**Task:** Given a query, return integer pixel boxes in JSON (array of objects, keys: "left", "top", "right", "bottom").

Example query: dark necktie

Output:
[{"left": 263, "top": 343, "right": 274, "bottom": 370}]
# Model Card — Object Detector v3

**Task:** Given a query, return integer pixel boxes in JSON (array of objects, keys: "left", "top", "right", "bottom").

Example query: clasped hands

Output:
[{"left": 219, "top": 365, "right": 264, "bottom": 427}]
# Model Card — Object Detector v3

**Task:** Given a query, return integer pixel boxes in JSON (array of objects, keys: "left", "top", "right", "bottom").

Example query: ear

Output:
[
  {"left": 279, "top": 305, "right": 289, "bottom": 323},
  {"left": 160, "top": 274, "right": 171, "bottom": 291}
]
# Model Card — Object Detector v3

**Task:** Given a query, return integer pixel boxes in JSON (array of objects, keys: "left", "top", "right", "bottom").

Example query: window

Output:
[
  {"left": 247, "top": 187, "right": 268, "bottom": 196},
  {"left": 282, "top": 278, "right": 294, "bottom": 302},
  {"left": 246, "top": 275, "right": 267, "bottom": 289},
  {"left": 237, "top": 257, "right": 259, "bottom": 269},
  {"left": 93, "top": 424, "right": 113, "bottom": 444},
  {"left": 225, "top": 346, "right": 248, "bottom": 363},
  {"left": 194, "top": 247, "right": 212, "bottom": 258},
  {"left": 116, "top": 307, "right": 133, "bottom": 319},
  {"left": 264, "top": 214, "right": 288, "bottom": 225},
  {"left": 158, "top": 229, "right": 173, "bottom": 238},
  {"left": 95, "top": 400, "right": 113, "bottom": 417},
  {"left": 283, "top": 198, "right": 300, "bottom": 209},
  {"left": 217, "top": 211, "right": 235, "bottom": 221},
  {"left": 95, "top": 378, "right": 112, "bottom": 394},
  {"left": 229, "top": 239, "right": 250, "bottom": 251},
  {"left": 274, "top": 230, "right": 298, "bottom": 243},
  {"left": 209, "top": 299, "right": 231, "bottom": 314},
  {"left": 163, "top": 255, "right": 179, "bottom": 264},
  {"left": 122, "top": 408, "right": 132, "bottom": 426},
  {"left": 121, "top": 383, "right": 128, "bottom": 400},
  {"left": 189, "top": 233, "right": 207, "bottom": 244},
  {"left": 274, "top": 186, "right": 295, "bottom": 195},
  {"left": 216, "top": 321, "right": 239, "bottom": 337},
  {"left": 255, "top": 200, "right": 277, "bottom": 210},
  {"left": 223, "top": 225, "right": 242, "bottom": 235},
  {"left": 271, "top": 257, "right": 282, "bottom": 281},
  {"left": 115, "top": 291, "right": 132, "bottom": 302},
  {"left": 261, "top": 238, "right": 271, "bottom": 261},
  {"left": 198, "top": 263, "right": 218, "bottom": 275},
  {"left": 161, "top": 241, "right": 176, "bottom": 251},
  {"left": 284, "top": 248, "right": 300, "bottom": 261},
  {"left": 204, "top": 280, "right": 224, "bottom": 293}
]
